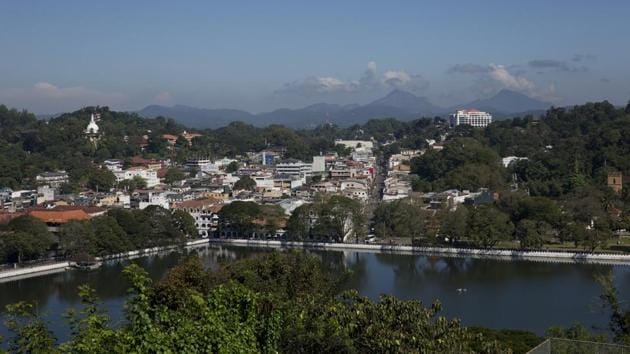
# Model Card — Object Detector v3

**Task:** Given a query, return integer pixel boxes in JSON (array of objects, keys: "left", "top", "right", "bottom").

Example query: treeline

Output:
[
  {"left": 372, "top": 192, "right": 619, "bottom": 252},
  {"left": 0, "top": 207, "right": 196, "bottom": 264}
]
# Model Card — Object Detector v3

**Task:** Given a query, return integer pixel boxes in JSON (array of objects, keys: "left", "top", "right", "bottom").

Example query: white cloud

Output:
[
  {"left": 277, "top": 62, "right": 429, "bottom": 97},
  {"left": 154, "top": 91, "right": 174, "bottom": 105},
  {"left": 487, "top": 64, "right": 536, "bottom": 93},
  {"left": 0, "top": 82, "right": 127, "bottom": 113}
]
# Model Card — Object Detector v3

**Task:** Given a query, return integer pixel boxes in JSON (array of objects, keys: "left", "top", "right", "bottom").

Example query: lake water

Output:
[{"left": 1, "top": 244, "right": 629, "bottom": 344}]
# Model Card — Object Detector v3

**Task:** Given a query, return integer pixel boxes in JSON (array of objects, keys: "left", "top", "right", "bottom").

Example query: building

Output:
[
  {"left": 502, "top": 156, "right": 528, "bottom": 168},
  {"left": 312, "top": 155, "right": 326, "bottom": 173},
  {"left": 36, "top": 185, "right": 55, "bottom": 204},
  {"left": 608, "top": 172, "right": 623, "bottom": 193},
  {"left": 28, "top": 209, "right": 90, "bottom": 232},
  {"left": 173, "top": 198, "right": 224, "bottom": 238},
  {"left": 131, "top": 190, "right": 170, "bottom": 210},
  {"left": 450, "top": 109, "right": 492, "bottom": 128},
  {"left": 185, "top": 158, "right": 218, "bottom": 173},
  {"left": 103, "top": 159, "right": 124, "bottom": 171},
  {"left": 334, "top": 140, "right": 374, "bottom": 150},
  {"left": 275, "top": 160, "right": 312, "bottom": 178},
  {"left": 114, "top": 167, "right": 160, "bottom": 188},
  {"left": 35, "top": 170, "right": 69, "bottom": 188}
]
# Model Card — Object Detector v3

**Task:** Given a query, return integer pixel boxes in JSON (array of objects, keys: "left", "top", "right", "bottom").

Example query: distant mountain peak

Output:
[{"left": 459, "top": 89, "right": 550, "bottom": 114}]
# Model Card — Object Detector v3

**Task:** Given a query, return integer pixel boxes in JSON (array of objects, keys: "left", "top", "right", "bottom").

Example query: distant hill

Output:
[
  {"left": 138, "top": 90, "right": 446, "bottom": 129},
  {"left": 457, "top": 89, "right": 551, "bottom": 114},
  {"left": 366, "top": 89, "right": 444, "bottom": 115},
  {"left": 137, "top": 89, "right": 551, "bottom": 129},
  {"left": 138, "top": 104, "right": 254, "bottom": 128}
]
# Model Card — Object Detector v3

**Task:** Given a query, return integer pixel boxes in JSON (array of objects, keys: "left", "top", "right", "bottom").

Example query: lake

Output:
[{"left": 1, "top": 244, "right": 629, "bottom": 344}]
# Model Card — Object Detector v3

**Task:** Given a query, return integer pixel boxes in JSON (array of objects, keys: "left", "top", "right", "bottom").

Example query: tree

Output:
[
  {"left": 87, "top": 168, "right": 116, "bottom": 191},
  {"left": 3, "top": 302, "right": 57, "bottom": 353},
  {"left": 164, "top": 167, "right": 185, "bottom": 185},
  {"left": 118, "top": 176, "right": 147, "bottom": 192},
  {"left": 58, "top": 220, "right": 97, "bottom": 260},
  {"left": 218, "top": 201, "right": 261, "bottom": 237},
  {"left": 225, "top": 161, "right": 239, "bottom": 173},
  {"left": 0, "top": 231, "right": 52, "bottom": 264},
  {"left": 1, "top": 216, "right": 54, "bottom": 263},
  {"left": 171, "top": 210, "right": 197, "bottom": 237},
  {"left": 285, "top": 204, "right": 313, "bottom": 241},
  {"left": 596, "top": 272, "right": 630, "bottom": 344},
  {"left": 373, "top": 198, "right": 426, "bottom": 242},
  {"left": 440, "top": 206, "right": 469, "bottom": 243},
  {"left": 515, "top": 219, "right": 551, "bottom": 249},
  {"left": 467, "top": 206, "right": 514, "bottom": 248},
  {"left": 233, "top": 175, "right": 257, "bottom": 191}
]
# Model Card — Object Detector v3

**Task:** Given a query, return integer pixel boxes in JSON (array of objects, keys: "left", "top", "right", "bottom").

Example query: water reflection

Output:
[{"left": 1, "top": 245, "right": 629, "bottom": 343}]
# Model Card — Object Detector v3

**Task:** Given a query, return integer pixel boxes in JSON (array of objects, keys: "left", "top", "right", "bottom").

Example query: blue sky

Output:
[{"left": 1, "top": 0, "right": 629, "bottom": 113}]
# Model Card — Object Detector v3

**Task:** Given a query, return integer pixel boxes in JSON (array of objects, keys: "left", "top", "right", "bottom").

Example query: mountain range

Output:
[{"left": 137, "top": 89, "right": 551, "bottom": 129}]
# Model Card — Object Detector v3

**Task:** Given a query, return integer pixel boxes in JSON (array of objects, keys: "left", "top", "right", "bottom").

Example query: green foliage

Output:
[
  {"left": 469, "top": 327, "right": 543, "bottom": 354},
  {"left": 2, "top": 251, "right": 509, "bottom": 352},
  {"left": 515, "top": 219, "right": 551, "bottom": 249},
  {"left": 440, "top": 206, "right": 469, "bottom": 242},
  {"left": 596, "top": 272, "right": 630, "bottom": 344},
  {"left": 0, "top": 216, "right": 53, "bottom": 264},
  {"left": 163, "top": 167, "right": 185, "bottom": 184},
  {"left": 233, "top": 175, "right": 257, "bottom": 191},
  {"left": 411, "top": 137, "right": 506, "bottom": 191},
  {"left": 171, "top": 209, "right": 198, "bottom": 237},
  {"left": 3, "top": 301, "right": 57, "bottom": 353},
  {"left": 225, "top": 161, "right": 239, "bottom": 173},
  {"left": 373, "top": 198, "right": 426, "bottom": 241},
  {"left": 467, "top": 205, "right": 514, "bottom": 248},
  {"left": 286, "top": 194, "right": 365, "bottom": 242},
  {"left": 118, "top": 175, "right": 147, "bottom": 192}
]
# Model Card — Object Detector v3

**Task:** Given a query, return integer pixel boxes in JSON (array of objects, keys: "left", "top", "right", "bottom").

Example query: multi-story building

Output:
[
  {"left": 185, "top": 158, "right": 218, "bottom": 173},
  {"left": 114, "top": 167, "right": 160, "bottom": 188},
  {"left": 103, "top": 159, "right": 124, "bottom": 171},
  {"left": 131, "top": 190, "right": 170, "bottom": 210},
  {"left": 334, "top": 140, "right": 374, "bottom": 150},
  {"left": 35, "top": 170, "right": 69, "bottom": 188},
  {"left": 173, "top": 198, "right": 224, "bottom": 238},
  {"left": 275, "top": 160, "right": 312, "bottom": 178},
  {"left": 450, "top": 109, "right": 493, "bottom": 127}
]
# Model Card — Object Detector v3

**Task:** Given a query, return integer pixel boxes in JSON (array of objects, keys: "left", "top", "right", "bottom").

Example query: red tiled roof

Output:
[
  {"left": 0, "top": 211, "right": 26, "bottom": 224},
  {"left": 28, "top": 209, "right": 90, "bottom": 224}
]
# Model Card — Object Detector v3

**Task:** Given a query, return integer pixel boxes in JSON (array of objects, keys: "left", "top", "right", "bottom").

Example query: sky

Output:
[{"left": 1, "top": 0, "right": 629, "bottom": 114}]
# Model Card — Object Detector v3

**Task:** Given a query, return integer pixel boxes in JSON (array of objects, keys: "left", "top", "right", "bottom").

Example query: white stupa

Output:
[
  {"left": 85, "top": 113, "right": 100, "bottom": 134},
  {"left": 85, "top": 113, "right": 101, "bottom": 145}
]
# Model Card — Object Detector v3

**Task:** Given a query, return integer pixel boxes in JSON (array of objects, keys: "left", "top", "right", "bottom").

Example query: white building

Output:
[
  {"left": 35, "top": 170, "right": 69, "bottom": 188},
  {"left": 502, "top": 156, "right": 528, "bottom": 168},
  {"left": 36, "top": 185, "right": 55, "bottom": 204},
  {"left": 173, "top": 198, "right": 223, "bottom": 238},
  {"left": 334, "top": 140, "right": 374, "bottom": 150},
  {"left": 114, "top": 167, "right": 160, "bottom": 188},
  {"left": 312, "top": 155, "right": 326, "bottom": 173},
  {"left": 132, "top": 190, "right": 170, "bottom": 210},
  {"left": 450, "top": 109, "right": 492, "bottom": 128},
  {"left": 103, "top": 159, "right": 123, "bottom": 171},
  {"left": 276, "top": 160, "right": 312, "bottom": 178},
  {"left": 185, "top": 158, "right": 218, "bottom": 173}
]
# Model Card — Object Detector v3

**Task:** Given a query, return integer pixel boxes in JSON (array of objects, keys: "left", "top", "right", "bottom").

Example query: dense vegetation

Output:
[
  {"left": 2, "top": 251, "right": 628, "bottom": 352},
  {"left": 286, "top": 195, "right": 365, "bottom": 242},
  {"left": 0, "top": 251, "right": 510, "bottom": 353},
  {"left": 0, "top": 207, "right": 196, "bottom": 264}
]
